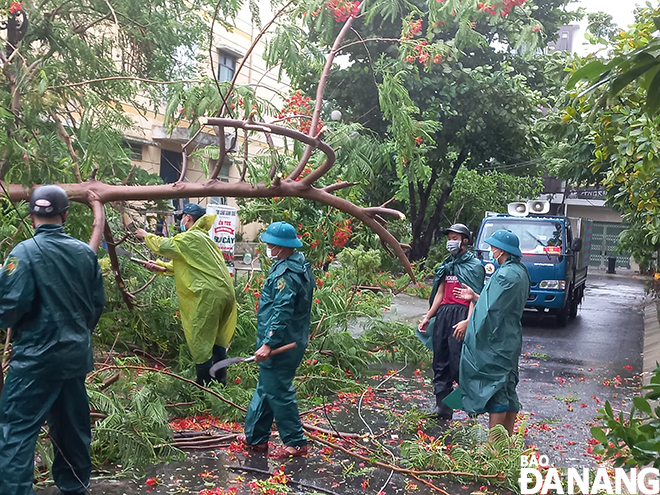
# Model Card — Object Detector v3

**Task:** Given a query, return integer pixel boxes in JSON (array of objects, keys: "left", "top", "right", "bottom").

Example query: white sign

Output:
[{"left": 206, "top": 204, "right": 237, "bottom": 275}]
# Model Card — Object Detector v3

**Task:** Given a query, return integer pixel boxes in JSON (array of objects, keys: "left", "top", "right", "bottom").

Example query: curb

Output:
[{"left": 643, "top": 295, "right": 660, "bottom": 384}]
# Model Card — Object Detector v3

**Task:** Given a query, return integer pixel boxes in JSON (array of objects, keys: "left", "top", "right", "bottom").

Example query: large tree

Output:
[
  {"left": 278, "top": 0, "right": 576, "bottom": 260},
  {"left": 544, "top": 3, "right": 660, "bottom": 270}
]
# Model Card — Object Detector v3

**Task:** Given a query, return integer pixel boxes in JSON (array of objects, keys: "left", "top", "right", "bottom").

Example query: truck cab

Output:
[{"left": 474, "top": 204, "right": 591, "bottom": 327}]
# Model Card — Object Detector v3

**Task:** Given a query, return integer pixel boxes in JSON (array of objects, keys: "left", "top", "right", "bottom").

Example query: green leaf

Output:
[
  {"left": 611, "top": 61, "right": 660, "bottom": 95},
  {"left": 591, "top": 427, "right": 608, "bottom": 444},
  {"left": 646, "top": 70, "right": 660, "bottom": 116},
  {"left": 566, "top": 60, "right": 609, "bottom": 89},
  {"left": 633, "top": 397, "right": 654, "bottom": 416}
]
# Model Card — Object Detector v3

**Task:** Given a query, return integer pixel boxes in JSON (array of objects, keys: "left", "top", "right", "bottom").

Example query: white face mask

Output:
[
  {"left": 446, "top": 240, "right": 462, "bottom": 256},
  {"left": 490, "top": 248, "right": 504, "bottom": 263},
  {"left": 266, "top": 247, "right": 277, "bottom": 260}
]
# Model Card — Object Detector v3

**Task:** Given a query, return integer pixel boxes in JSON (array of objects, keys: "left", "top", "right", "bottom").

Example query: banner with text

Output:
[{"left": 207, "top": 204, "right": 237, "bottom": 275}]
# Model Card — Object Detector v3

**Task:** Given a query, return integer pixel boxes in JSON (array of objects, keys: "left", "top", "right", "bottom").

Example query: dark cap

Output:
[
  {"left": 442, "top": 223, "right": 471, "bottom": 243},
  {"left": 182, "top": 203, "right": 206, "bottom": 218},
  {"left": 29, "top": 185, "right": 69, "bottom": 217}
]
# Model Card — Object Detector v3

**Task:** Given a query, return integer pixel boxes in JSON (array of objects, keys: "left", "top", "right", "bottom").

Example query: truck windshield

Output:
[{"left": 477, "top": 219, "right": 564, "bottom": 255}]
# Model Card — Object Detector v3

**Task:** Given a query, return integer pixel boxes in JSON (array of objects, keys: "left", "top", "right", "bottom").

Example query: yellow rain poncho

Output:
[{"left": 144, "top": 214, "right": 237, "bottom": 364}]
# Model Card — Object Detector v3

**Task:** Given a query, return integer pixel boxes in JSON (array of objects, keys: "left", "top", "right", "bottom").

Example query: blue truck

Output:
[{"left": 474, "top": 202, "right": 592, "bottom": 327}]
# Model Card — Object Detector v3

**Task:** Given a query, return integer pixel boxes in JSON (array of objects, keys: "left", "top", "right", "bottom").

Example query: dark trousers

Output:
[
  {"left": 244, "top": 366, "right": 306, "bottom": 447},
  {"left": 0, "top": 371, "right": 91, "bottom": 495},
  {"left": 432, "top": 304, "right": 469, "bottom": 402}
]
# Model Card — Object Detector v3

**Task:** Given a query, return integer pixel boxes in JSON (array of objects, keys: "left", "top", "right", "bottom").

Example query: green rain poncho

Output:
[
  {"left": 145, "top": 214, "right": 237, "bottom": 364},
  {"left": 416, "top": 250, "right": 485, "bottom": 350},
  {"left": 459, "top": 255, "right": 530, "bottom": 414}
]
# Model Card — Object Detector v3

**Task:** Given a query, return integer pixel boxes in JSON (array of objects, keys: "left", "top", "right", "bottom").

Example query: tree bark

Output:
[{"left": 408, "top": 150, "right": 469, "bottom": 261}]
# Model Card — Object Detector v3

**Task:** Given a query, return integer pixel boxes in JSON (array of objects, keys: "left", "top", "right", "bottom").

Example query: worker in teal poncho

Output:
[
  {"left": 454, "top": 229, "right": 530, "bottom": 435},
  {"left": 237, "top": 222, "right": 315, "bottom": 458},
  {"left": 417, "top": 224, "right": 485, "bottom": 420},
  {"left": 0, "top": 185, "right": 106, "bottom": 495}
]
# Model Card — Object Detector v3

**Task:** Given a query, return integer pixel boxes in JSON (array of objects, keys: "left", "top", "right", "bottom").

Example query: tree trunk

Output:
[{"left": 408, "top": 151, "right": 469, "bottom": 261}]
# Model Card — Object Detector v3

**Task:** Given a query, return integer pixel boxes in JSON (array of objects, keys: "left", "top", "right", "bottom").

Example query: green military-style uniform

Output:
[
  {"left": 244, "top": 251, "right": 315, "bottom": 448},
  {"left": 0, "top": 224, "right": 106, "bottom": 495},
  {"left": 459, "top": 253, "right": 530, "bottom": 414}
]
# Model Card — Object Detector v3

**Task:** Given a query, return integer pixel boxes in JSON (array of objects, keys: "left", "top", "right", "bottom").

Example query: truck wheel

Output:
[{"left": 556, "top": 305, "right": 568, "bottom": 327}]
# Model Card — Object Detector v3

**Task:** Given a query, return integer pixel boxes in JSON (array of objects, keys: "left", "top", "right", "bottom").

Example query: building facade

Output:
[{"left": 122, "top": 1, "right": 291, "bottom": 241}]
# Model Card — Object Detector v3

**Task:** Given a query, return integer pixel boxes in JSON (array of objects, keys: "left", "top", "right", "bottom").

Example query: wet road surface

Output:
[{"left": 35, "top": 273, "right": 647, "bottom": 495}]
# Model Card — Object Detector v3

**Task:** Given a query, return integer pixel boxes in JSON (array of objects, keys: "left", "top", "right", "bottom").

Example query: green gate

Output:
[{"left": 589, "top": 222, "right": 631, "bottom": 269}]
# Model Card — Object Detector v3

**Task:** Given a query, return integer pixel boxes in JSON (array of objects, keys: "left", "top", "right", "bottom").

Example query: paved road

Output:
[{"left": 515, "top": 272, "right": 646, "bottom": 466}]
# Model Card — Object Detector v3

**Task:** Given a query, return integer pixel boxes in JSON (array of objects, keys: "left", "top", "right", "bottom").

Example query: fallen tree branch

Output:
[
  {"left": 93, "top": 364, "right": 247, "bottom": 412},
  {"left": 88, "top": 200, "right": 106, "bottom": 253},
  {"left": 102, "top": 221, "right": 134, "bottom": 309},
  {"left": 129, "top": 274, "right": 157, "bottom": 296},
  {"left": 225, "top": 465, "right": 341, "bottom": 495},
  {"left": 99, "top": 372, "right": 120, "bottom": 391},
  {"left": 307, "top": 432, "right": 504, "bottom": 480},
  {"left": 302, "top": 424, "right": 363, "bottom": 439}
]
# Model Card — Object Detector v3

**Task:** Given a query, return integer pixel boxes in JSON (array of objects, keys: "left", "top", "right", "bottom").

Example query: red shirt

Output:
[{"left": 440, "top": 274, "right": 470, "bottom": 307}]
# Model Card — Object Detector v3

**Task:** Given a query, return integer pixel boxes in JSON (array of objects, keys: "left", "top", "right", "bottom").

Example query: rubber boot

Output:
[
  {"left": 435, "top": 394, "right": 454, "bottom": 421},
  {"left": 212, "top": 345, "right": 227, "bottom": 385},
  {"left": 196, "top": 360, "right": 213, "bottom": 386}
]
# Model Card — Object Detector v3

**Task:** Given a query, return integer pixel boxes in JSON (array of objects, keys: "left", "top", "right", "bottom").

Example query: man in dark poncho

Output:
[
  {"left": 455, "top": 229, "right": 531, "bottom": 435},
  {"left": 417, "top": 224, "right": 485, "bottom": 420}
]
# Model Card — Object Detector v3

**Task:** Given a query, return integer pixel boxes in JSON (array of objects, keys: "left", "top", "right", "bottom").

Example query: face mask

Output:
[
  {"left": 180, "top": 223, "right": 186, "bottom": 232},
  {"left": 490, "top": 248, "right": 503, "bottom": 263},
  {"left": 266, "top": 247, "right": 278, "bottom": 260},
  {"left": 446, "top": 240, "right": 462, "bottom": 256}
]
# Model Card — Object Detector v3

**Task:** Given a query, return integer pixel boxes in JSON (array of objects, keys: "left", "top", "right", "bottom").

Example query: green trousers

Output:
[
  {"left": 244, "top": 366, "right": 306, "bottom": 447},
  {"left": 0, "top": 371, "right": 91, "bottom": 495}
]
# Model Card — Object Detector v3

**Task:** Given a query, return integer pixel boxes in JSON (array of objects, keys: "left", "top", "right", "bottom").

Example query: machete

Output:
[
  {"left": 210, "top": 342, "right": 297, "bottom": 377},
  {"left": 114, "top": 246, "right": 167, "bottom": 272}
]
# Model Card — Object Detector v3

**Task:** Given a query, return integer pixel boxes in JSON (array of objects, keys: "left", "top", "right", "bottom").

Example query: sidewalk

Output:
[{"left": 644, "top": 297, "right": 660, "bottom": 384}]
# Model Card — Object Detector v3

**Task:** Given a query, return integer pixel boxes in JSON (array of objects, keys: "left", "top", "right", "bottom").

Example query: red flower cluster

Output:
[
  {"left": 325, "top": 0, "right": 361, "bottom": 22},
  {"left": 401, "top": 19, "right": 422, "bottom": 40},
  {"left": 8, "top": 2, "right": 23, "bottom": 14},
  {"left": 200, "top": 487, "right": 238, "bottom": 495},
  {"left": 477, "top": 0, "right": 527, "bottom": 17},
  {"left": 403, "top": 41, "right": 442, "bottom": 66},
  {"left": 277, "top": 91, "right": 323, "bottom": 134},
  {"left": 331, "top": 219, "right": 352, "bottom": 247},
  {"left": 531, "top": 25, "right": 542, "bottom": 32},
  {"left": 500, "top": 0, "right": 527, "bottom": 16}
]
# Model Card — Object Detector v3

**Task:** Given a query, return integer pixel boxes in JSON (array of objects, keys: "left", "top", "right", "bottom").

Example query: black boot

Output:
[
  {"left": 435, "top": 394, "right": 454, "bottom": 421},
  {"left": 196, "top": 361, "right": 213, "bottom": 386},
  {"left": 212, "top": 345, "right": 227, "bottom": 385}
]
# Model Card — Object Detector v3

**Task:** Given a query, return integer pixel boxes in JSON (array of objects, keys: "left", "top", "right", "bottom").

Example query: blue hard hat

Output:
[
  {"left": 260, "top": 221, "right": 303, "bottom": 248},
  {"left": 485, "top": 229, "right": 522, "bottom": 257},
  {"left": 183, "top": 203, "right": 206, "bottom": 217}
]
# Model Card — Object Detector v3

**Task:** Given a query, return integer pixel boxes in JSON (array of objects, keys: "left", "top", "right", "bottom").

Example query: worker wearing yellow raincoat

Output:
[{"left": 136, "top": 203, "right": 237, "bottom": 385}]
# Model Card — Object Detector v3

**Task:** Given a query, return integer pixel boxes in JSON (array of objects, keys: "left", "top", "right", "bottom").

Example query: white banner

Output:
[{"left": 206, "top": 204, "right": 238, "bottom": 275}]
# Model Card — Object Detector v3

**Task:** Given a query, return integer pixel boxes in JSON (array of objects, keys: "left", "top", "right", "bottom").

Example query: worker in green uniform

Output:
[
  {"left": 0, "top": 185, "right": 106, "bottom": 495},
  {"left": 454, "top": 229, "right": 531, "bottom": 436},
  {"left": 136, "top": 203, "right": 237, "bottom": 386},
  {"left": 237, "top": 221, "right": 315, "bottom": 458},
  {"left": 417, "top": 224, "right": 485, "bottom": 420}
]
